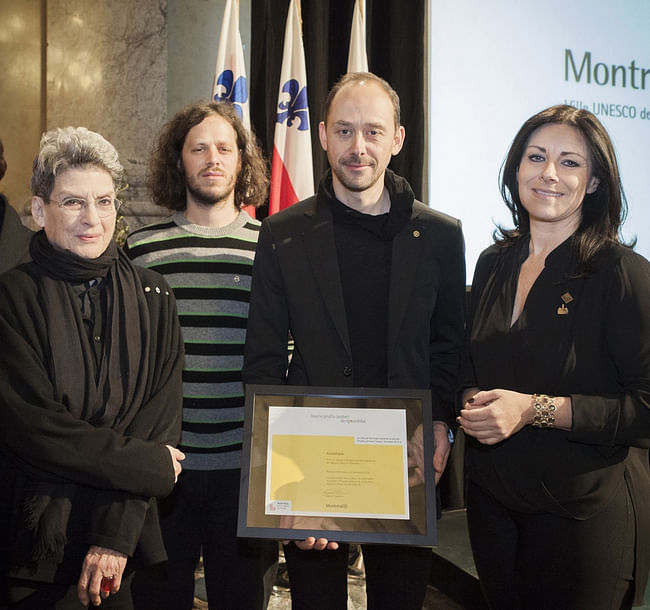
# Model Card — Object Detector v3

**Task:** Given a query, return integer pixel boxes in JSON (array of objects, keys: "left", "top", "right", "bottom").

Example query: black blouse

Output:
[{"left": 463, "top": 236, "right": 650, "bottom": 520}]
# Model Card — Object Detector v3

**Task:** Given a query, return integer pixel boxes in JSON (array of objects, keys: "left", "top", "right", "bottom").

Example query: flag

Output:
[
  {"left": 347, "top": 0, "right": 368, "bottom": 73},
  {"left": 212, "top": 0, "right": 256, "bottom": 216},
  {"left": 212, "top": 0, "right": 250, "bottom": 130},
  {"left": 269, "top": 0, "right": 313, "bottom": 215}
]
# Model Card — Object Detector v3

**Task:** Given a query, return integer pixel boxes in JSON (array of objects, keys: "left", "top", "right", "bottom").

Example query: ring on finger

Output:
[{"left": 100, "top": 576, "right": 114, "bottom": 593}]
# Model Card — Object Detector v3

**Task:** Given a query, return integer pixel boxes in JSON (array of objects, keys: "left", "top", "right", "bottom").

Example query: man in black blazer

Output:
[{"left": 243, "top": 72, "right": 465, "bottom": 610}]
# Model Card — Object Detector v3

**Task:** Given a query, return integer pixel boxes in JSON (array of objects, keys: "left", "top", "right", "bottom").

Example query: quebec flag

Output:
[
  {"left": 269, "top": 0, "right": 314, "bottom": 215},
  {"left": 212, "top": 0, "right": 250, "bottom": 130}
]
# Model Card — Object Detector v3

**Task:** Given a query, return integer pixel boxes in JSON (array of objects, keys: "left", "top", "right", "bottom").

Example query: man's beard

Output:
[
  {"left": 332, "top": 156, "right": 380, "bottom": 193},
  {"left": 185, "top": 174, "right": 237, "bottom": 207}
]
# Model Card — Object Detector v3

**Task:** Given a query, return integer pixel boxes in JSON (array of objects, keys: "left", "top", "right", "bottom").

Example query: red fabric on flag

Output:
[
  {"left": 268, "top": 0, "right": 314, "bottom": 215},
  {"left": 270, "top": 147, "right": 300, "bottom": 213}
]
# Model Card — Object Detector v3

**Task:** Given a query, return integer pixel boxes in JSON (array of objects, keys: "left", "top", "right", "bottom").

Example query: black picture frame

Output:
[{"left": 238, "top": 385, "right": 437, "bottom": 546}]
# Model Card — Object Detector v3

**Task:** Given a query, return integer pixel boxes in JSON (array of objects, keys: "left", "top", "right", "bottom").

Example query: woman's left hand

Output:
[
  {"left": 458, "top": 389, "right": 533, "bottom": 445},
  {"left": 77, "top": 545, "right": 127, "bottom": 606}
]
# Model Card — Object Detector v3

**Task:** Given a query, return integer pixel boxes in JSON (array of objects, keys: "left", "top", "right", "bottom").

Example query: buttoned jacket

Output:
[{"left": 243, "top": 176, "right": 465, "bottom": 426}]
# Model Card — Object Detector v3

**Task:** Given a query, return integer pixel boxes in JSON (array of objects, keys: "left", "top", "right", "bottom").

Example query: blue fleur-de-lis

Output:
[
  {"left": 276, "top": 79, "right": 310, "bottom": 131},
  {"left": 213, "top": 69, "right": 248, "bottom": 120}
]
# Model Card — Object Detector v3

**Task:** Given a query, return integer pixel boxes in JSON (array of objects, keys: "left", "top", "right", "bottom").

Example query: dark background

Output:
[{"left": 250, "top": 0, "right": 426, "bottom": 215}]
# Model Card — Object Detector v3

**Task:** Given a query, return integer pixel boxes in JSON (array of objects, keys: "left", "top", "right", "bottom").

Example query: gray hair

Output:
[{"left": 30, "top": 126, "right": 125, "bottom": 200}]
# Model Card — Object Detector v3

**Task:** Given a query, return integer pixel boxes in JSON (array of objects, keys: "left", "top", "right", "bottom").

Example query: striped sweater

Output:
[{"left": 125, "top": 210, "right": 260, "bottom": 470}]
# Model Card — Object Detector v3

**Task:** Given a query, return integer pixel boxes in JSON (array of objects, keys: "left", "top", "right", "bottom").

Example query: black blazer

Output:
[{"left": 243, "top": 193, "right": 466, "bottom": 427}]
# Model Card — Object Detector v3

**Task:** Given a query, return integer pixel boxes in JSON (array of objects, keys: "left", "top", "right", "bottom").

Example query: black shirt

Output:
[{"left": 325, "top": 184, "right": 411, "bottom": 387}]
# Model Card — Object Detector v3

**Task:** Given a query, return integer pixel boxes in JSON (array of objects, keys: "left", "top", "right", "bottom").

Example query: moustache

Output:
[{"left": 341, "top": 155, "right": 375, "bottom": 168}]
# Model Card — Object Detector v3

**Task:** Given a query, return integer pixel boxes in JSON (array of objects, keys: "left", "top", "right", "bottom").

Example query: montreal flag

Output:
[{"left": 269, "top": 0, "right": 314, "bottom": 215}]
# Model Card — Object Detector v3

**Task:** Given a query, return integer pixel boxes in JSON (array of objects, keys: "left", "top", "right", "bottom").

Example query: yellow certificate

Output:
[{"left": 265, "top": 406, "right": 409, "bottom": 519}]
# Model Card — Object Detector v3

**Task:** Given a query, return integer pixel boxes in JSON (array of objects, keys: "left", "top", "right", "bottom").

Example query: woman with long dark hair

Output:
[{"left": 460, "top": 105, "right": 650, "bottom": 609}]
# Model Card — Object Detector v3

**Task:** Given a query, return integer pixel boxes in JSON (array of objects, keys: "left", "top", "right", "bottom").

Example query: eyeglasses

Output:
[{"left": 50, "top": 196, "right": 122, "bottom": 217}]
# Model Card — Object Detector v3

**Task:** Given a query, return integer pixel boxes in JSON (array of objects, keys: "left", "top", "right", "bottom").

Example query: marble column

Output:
[
  {"left": 1, "top": 0, "right": 253, "bottom": 234},
  {"left": 47, "top": 0, "right": 168, "bottom": 231}
]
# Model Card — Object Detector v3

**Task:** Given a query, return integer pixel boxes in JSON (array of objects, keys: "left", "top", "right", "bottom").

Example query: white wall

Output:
[{"left": 428, "top": 0, "right": 650, "bottom": 281}]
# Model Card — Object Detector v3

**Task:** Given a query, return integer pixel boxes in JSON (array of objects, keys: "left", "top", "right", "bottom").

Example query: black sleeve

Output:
[{"left": 243, "top": 219, "right": 291, "bottom": 386}]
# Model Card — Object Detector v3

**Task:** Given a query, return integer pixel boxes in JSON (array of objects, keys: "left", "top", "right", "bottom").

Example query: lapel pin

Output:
[{"left": 557, "top": 292, "right": 573, "bottom": 315}]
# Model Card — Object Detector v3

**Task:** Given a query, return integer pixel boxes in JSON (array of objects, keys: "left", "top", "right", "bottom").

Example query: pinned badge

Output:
[{"left": 557, "top": 292, "right": 573, "bottom": 315}]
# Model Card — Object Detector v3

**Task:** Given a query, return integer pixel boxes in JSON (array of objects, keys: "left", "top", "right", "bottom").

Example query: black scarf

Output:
[{"left": 21, "top": 231, "right": 151, "bottom": 563}]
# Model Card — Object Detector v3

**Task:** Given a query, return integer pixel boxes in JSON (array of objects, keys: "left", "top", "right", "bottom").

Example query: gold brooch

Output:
[{"left": 557, "top": 292, "right": 573, "bottom": 315}]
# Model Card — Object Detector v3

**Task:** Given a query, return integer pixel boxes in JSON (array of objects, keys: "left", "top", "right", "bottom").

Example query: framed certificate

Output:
[{"left": 237, "top": 385, "right": 437, "bottom": 546}]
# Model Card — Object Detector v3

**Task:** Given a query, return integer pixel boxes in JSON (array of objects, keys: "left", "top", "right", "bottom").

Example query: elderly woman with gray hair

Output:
[{"left": 0, "top": 127, "right": 185, "bottom": 609}]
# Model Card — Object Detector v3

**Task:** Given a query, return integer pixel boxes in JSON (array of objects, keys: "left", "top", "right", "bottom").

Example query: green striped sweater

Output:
[{"left": 125, "top": 210, "right": 260, "bottom": 470}]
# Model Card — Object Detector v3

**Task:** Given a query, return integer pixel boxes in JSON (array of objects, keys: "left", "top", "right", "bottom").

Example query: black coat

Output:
[
  {"left": 0, "top": 194, "right": 32, "bottom": 274},
  {"left": 243, "top": 172, "right": 466, "bottom": 426},
  {"left": 0, "top": 260, "right": 183, "bottom": 583}
]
